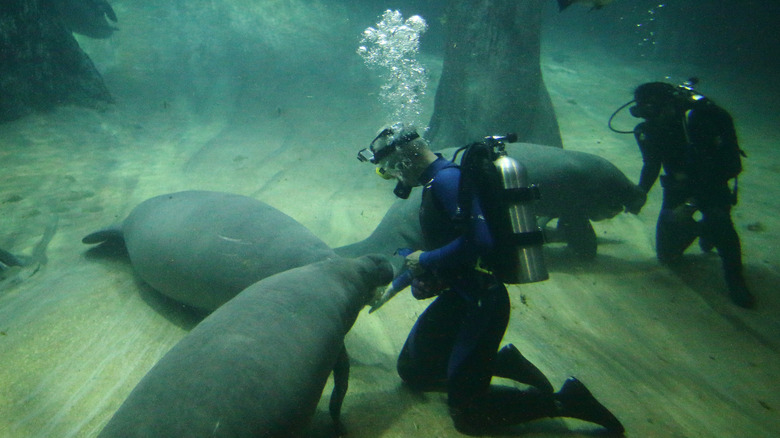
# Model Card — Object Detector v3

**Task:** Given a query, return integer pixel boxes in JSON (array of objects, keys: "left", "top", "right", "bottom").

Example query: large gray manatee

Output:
[
  {"left": 337, "top": 143, "right": 645, "bottom": 260},
  {"left": 83, "top": 191, "right": 336, "bottom": 310},
  {"left": 98, "top": 254, "right": 394, "bottom": 438}
]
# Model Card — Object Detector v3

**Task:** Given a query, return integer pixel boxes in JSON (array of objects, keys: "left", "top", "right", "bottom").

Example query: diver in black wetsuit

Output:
[
  {"left": 358, "top": 123, "right": 625, "bottom": 435},
  {"left": 626, "top": 81, "right": 754, "bottom": 308}
]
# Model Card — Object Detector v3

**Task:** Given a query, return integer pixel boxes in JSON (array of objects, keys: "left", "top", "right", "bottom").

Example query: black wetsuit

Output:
[
  {"left": 396, "top": 156, "right": 558, "bottom": 431},
  {"left": 634, "top": 102, "right": 746, "bottom": 298}
]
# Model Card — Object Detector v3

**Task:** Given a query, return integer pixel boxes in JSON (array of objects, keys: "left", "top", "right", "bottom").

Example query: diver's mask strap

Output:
[{"left": 357, "top": 127, "right": 420, "bottom": 164}]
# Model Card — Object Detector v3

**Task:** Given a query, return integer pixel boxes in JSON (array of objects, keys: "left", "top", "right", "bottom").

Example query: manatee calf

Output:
[
  {"left": 338, "top": 143, "right": 644, "bottom": 259},
  {"left": 83, "top": 191, "right": 335, "bottom": 310},
  {"left": 98, "top": 254, "right": 394, "bottom": 438}
]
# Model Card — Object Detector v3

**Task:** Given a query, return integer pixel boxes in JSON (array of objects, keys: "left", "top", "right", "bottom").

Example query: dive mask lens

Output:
[
  {"left": 357, "top": 148, "right": 374, "bottom": 163},
  {"left": 360, "top": 124, "right": 421, "bottom": 164},
  {"left": 369, "top": 129, "right": 398, "bottom": 164}
]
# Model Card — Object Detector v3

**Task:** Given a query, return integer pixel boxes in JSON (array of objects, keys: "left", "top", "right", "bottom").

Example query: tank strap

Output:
[
  {"left": 507, "top": 230, "right": 546, "bottom": 247},
  {"left": 474, "top": 257, "right": 494, "bottom": 275},
  {"left": 503, "top": 185, "right": 541, "bottom": 203}
]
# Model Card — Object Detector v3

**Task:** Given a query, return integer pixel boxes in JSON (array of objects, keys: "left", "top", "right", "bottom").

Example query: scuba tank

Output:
[{"left": 489, "top": 138, "right": 549, "bottom": 284}]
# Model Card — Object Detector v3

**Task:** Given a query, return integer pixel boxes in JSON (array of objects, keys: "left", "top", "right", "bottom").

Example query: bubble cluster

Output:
[
  {"left": 635, "top": 3, "right": 666, "bottom": 57},
  {"left": 357, "top": 10, "right": 429, "bottom": 126}
]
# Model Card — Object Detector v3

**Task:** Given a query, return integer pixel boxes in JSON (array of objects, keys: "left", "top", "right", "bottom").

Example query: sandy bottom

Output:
[{"left": 1, "top": 47, "right": 778, "bottom": 438}]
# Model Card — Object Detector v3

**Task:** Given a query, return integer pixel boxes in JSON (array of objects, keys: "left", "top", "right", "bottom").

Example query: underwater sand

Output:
[{"left": 1, "top": 34, "right": 779, "bottom": 438}]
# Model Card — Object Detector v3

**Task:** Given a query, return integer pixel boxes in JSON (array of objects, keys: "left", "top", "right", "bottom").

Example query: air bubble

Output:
[{"left": 357, "top": 10, "right": 429, "bottom": 126}]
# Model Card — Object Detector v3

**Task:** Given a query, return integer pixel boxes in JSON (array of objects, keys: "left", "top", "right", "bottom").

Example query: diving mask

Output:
[{"left": 357, "top": 123, "right": 420, "bottom": 166}]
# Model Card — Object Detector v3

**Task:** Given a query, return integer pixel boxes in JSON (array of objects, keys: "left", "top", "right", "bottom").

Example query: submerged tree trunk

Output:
[
  {"left": 427, "top": 0, "right": 562, "bottom": 149},
  {"left": 0, "top": 0, "right": 112, "bottom": 122}
]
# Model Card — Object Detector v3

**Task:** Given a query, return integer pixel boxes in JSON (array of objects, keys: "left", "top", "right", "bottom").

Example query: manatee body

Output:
[
  {"left": 337, "top": 143, "right": 644, "bottom": 259},
  {"left": 500, "top": 143, "right": 644, "bottom": 223},
  {"left": 83, "top": 191, "right": 335, "bottom": 310},
  {"left": 98, "top": 254, "right": 394, "bottom": 438}
]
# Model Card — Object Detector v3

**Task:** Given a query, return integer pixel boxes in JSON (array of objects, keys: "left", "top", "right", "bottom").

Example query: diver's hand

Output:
[{"left": 404, "top": 250, "right": 424, "bottom": 276}]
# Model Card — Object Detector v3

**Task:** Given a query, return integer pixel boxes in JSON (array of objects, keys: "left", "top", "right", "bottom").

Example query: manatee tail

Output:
[
  {"left": 329, "top": 344, "right": 350, "bottom": 436},
  {"left": 29, "top": 216, "right": 58, "bottom": 267},
  {"left": 82, "top": 226, "right": 124, "bottom": 245}
]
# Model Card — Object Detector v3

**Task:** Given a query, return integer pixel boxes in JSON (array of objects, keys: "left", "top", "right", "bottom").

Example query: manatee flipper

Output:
[
  {"left": 329, "top": 343, "right": 350, "bottom": 436},
  {"left": 1, "top": 217, "right": 58, "bottom": 286},
  {"left": 558, "top": 213, "right": 597, "bottom": 259},
  {"left": 97, "top": 0, "right": 118, "bottom": 22},
  {"left": 82, "top": 226, "right": 124, "bottom": 245},
  {"left": 0, "top": 247, "right": 24, "bottom": 268},
  {"left": 2, "top": 217, "right": 58, "bottom": 268}
]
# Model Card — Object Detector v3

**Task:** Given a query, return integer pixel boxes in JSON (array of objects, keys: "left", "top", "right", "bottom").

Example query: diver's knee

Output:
[{"left": 657, "top": 253, "right": 681, "bottom": 266}]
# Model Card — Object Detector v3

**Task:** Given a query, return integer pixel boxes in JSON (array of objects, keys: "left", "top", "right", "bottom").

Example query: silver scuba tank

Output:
[{"left": 494, "top": 152, "right": 549, "bottom": 284}]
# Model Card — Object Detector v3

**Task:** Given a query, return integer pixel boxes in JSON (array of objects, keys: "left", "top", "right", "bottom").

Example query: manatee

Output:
[
  {"left": 337, "top": 143, "right": 644, "bottom": 260},
  {"left": 83, "top": 191, "right": 335, "bottom": 311},
  {"left": 98, "top": 254, "right": 394, "bottom": 438},
  {"left": 55, "top": 0, "right": 118, "bottom": 39}
]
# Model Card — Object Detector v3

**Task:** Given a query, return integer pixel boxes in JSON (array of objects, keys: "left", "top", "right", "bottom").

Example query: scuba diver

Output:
[
  {"left": 613, "top": 80, "right": 753, "bottom": 308},
  {"left": 357, "top": 123, "right": 625, "bottom": 435}
]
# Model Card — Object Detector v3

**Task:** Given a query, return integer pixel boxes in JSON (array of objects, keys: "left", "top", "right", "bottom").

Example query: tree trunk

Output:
[
  {"left": 0, "top": 0, "right": 112, "bottom": 122},
  {"left": 427, "top": 0, "right": 562, "bottom": 149}
]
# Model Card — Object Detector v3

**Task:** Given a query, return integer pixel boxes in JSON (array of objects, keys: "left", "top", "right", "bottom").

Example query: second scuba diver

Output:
[{"left": 623, "top": 80, "right": 753, "bottom": 308}]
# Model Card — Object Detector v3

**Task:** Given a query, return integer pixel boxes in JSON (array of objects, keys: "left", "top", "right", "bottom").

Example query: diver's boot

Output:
[
  {"left": 494, "top": 344, "right": 554, "bottom": 393},
  {"left": 450, "top": 386, "right": 558, "bottom": 435},
  {"left": 724, "top": 267, "right": 755, "bottom": 309},
  {"left": 554, "top": 377, "right": 625, "bottom": 435}
]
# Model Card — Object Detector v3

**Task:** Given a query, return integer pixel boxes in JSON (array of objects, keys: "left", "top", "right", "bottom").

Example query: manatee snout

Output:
[
  {"left": 587, "top": 183, "right": 647, "bottom": 221},
  {"left": 356, "top": 254, "right": 394, "bottom": 293},
  {"left": 587, "top": 201, "right": 625, "bottom": 222}
]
